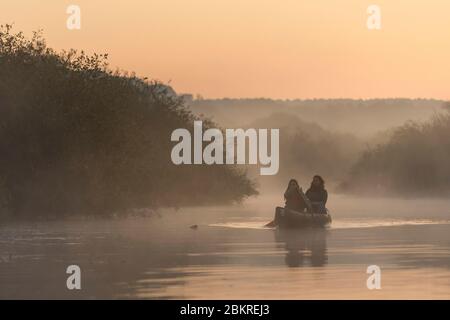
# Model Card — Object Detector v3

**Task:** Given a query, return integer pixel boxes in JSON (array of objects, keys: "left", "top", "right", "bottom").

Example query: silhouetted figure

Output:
[
  {"left": 306, "top": 175, "right": 328, "bottom": 214},
  {"left": 265, "top": 179, "right": 309, "bottom": 227},
  {"left": 284, "top": 179, "right": 308, "bottom": 212}
]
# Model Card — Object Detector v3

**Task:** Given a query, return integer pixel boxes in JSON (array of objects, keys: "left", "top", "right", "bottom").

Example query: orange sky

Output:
[{"left": 1, "top": 0, "right": 450, "bottom": 99}]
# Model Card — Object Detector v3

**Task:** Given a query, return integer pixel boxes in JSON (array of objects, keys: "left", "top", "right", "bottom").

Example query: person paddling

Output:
[
  {"left": 265, "top": 179, "right": 308, "bottom": 227},
  {"left": 305, "top": 175, "right": 328, "bottom": 214},
  {"left": 284, "top": 179, "right": 308, "bottom": 212}
]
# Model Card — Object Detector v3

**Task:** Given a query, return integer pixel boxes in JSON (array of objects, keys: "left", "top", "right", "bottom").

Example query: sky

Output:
[{"left": 1, "top": 0, "right": 450, "bottom": 99}]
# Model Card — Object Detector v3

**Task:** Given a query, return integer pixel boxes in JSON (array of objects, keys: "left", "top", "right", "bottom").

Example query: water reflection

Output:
[
  {"left": 274, "top": 228, "right": 328, "bottom": 268},
  {"left": 2, "top": 208, "right": 450, "bottom": 299}
]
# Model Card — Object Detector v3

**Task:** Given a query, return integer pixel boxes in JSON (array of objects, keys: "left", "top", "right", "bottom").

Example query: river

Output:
[{"left": 1, "top": 194, "right": 450, "bottom": 299}]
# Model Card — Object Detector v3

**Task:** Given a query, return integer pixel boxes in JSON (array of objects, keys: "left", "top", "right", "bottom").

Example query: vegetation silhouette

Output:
[
  {"left": 0, "top": 25, "right": 257, "bottom": 218},
  {"left": 245, "top": 112, "right": 363, "bottom": 187},
  {"left": 190, "top": 98, "right": 450, "bottom": 196},
  {"left": 340, "top": 107, "right": 450, "bottom": 196}
]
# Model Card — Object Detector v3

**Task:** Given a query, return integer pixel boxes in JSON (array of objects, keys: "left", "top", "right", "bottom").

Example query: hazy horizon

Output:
[
  {"left": 2, "top": 2, "right": 450, "bottom": 301},
  {"left": 2, "top": 0, "right": 450, "bottom": 99}
]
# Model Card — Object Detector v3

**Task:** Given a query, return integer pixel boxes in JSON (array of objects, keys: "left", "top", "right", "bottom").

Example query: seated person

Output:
[
  {"left": 284, "top": 179, "right": 308, "bottom": 212},
  {"left": 305, "top": 175, "right": 328, "bottom": 214}
]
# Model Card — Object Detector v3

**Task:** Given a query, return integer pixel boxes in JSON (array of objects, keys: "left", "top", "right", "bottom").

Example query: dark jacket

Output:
[
  {"left": 284, "top": 187, "right": 307, "bottom": 212},
  {"left": 305, "top": 187, "right": 328, "bottom": 205}
]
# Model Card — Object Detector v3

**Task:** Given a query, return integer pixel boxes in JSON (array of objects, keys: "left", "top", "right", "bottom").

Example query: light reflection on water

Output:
[
  {"left": 210, "top": 218, "right": 450, "bottom": 230},
  {"left": 1, "top": 196, "right": 450, "bottom": 299}
]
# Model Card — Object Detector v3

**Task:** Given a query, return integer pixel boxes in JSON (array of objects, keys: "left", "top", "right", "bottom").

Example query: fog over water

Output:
[
  {"left": 2, "top": 93, "right": 450, "bottom": 298},
  {"left": 1, "top": 194, "right": 450, "bottom": 299},
  {"left": 2, "top": 9, "right": 450, "bottom": 301}
]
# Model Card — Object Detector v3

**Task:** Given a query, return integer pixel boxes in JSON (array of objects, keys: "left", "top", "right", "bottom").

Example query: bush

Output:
[
  {"left": 0, "top": 25, "right": 257, "bottom": 218},
  {"left": 339, "top": 109, "right": 450, "bottom": 196}
]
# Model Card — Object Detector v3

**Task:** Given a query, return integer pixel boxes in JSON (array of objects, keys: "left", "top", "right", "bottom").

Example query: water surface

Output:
[{"left": 1, "top": 195, "right": 450, "bottom": 299}]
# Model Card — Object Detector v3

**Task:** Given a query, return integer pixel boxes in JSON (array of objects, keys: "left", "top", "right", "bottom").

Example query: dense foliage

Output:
[
  {"left": 0, "top": 26, "right": 256, "bottom": 218},
  {"left": 340, "top": 109, "right": 450, "bottom": 196}
]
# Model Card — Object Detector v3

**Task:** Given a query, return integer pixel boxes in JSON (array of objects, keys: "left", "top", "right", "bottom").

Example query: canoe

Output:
[{"left": 272, "top": 206, "right": 332, "bottom": 228}]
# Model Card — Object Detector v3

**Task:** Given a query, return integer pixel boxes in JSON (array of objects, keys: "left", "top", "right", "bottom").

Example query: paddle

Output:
[
  {"left": 299, "top": 188, "right": 314, "bottom": 213},
  {"left": 264, "top": 206, "right": 281, "bottom": 228},
  {"left": 264, "top": 220, "right": 276, "bottom": 228}
]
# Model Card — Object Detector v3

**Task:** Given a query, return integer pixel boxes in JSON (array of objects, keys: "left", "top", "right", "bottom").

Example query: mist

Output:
[{"left": 188, "top": 98, "right": 450, "bottom": 198}]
